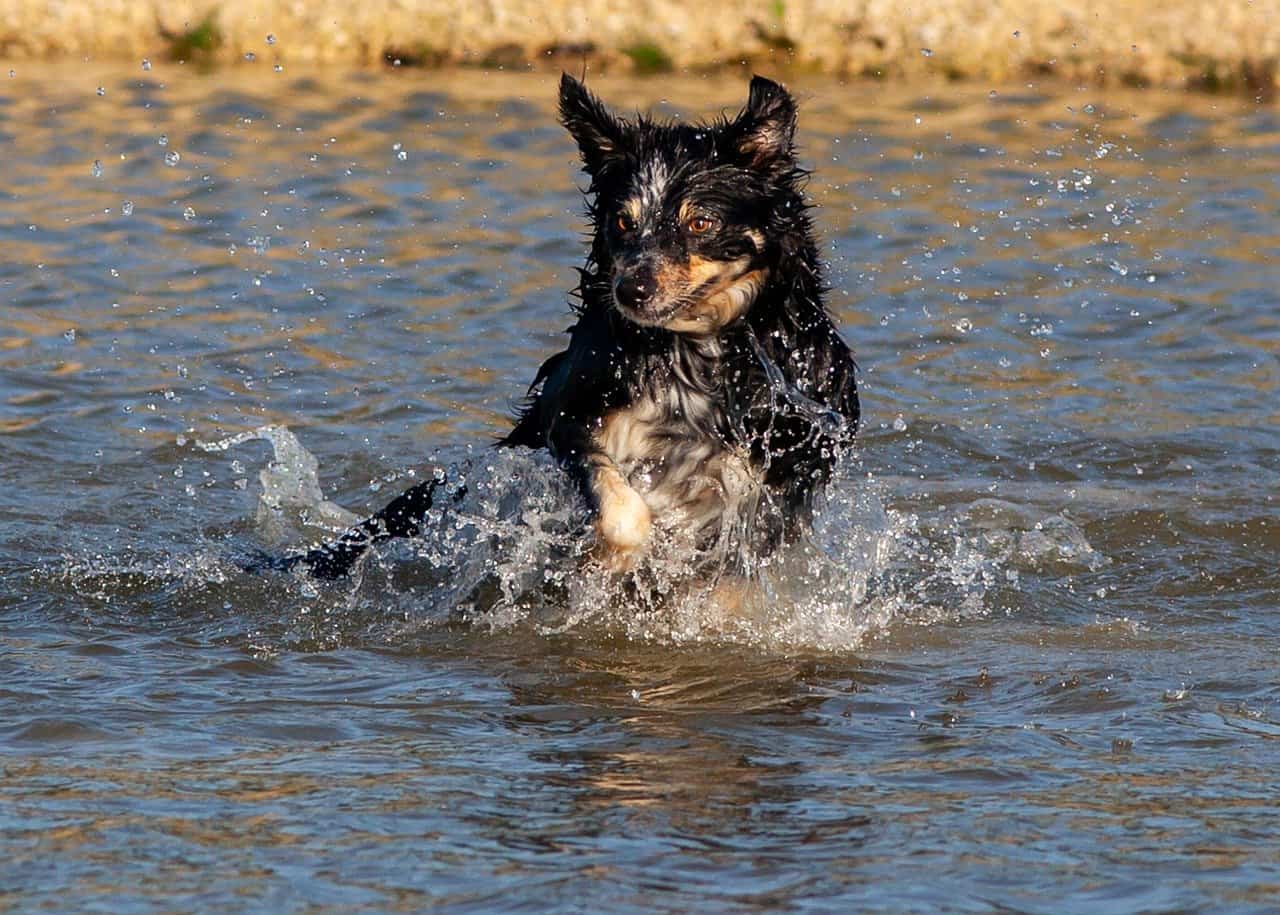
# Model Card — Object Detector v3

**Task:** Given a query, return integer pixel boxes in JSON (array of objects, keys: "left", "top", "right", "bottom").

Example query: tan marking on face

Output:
[
  {"left": 677, "top": 198, "right": 694, "bottom": 223},
  {"left": 686, "top": 253, "right": 735, "bottom": 287},
  {"left": 623, "top": 198, "right": 642, "bottom": 222},
  {"left": 654, "top": 259, "right": 690, "bottom": 299},
  {"left": 664, "top": 266, "right": 769, "bottom": 335},
  {"left": 745, "top": 229, "right": 765, "bottom": 252},
  {"left": 625, "top": 254, "right": 766, "bottom": 334}
]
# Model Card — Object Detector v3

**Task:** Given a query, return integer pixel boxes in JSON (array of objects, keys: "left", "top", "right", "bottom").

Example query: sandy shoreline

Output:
[{"left": 2, "top": 1, "right": 1277, "bottom": 96}]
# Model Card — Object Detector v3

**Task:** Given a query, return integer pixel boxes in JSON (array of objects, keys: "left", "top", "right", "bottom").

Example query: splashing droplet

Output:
[{"left": 164, "top": 150, "right": 180, "bottom": 167}]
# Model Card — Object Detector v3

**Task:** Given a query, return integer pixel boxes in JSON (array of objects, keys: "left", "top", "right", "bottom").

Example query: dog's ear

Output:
[
  {"left": 729, "top": 75, "right": 797, "bottom": 169},
  {"left": 559, "top": 73, "right": 627, "bottom": 176}
]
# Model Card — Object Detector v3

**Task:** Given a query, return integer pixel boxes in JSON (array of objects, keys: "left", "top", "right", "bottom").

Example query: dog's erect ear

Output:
[
  {"left": 559, "top": 73, "right": 627, "bottom": 176},
  {"left": 729, "top": 75, "right": 797, "bottom": 169}
]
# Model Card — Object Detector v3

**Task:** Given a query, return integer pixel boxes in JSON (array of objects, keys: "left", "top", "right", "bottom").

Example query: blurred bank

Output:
[{"left": 1, "top": 0, "right": 1276, "bottom": 96}]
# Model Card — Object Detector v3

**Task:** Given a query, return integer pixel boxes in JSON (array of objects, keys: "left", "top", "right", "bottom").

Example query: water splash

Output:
[
  {"left": 196, "top": 425, "right": 358, "bottom": 542},
  {"left": 198, "top": 428, "right": 929, "bottom": 650},
  {"left": 52, "top": 426, "right": 1107, "bottom": 653}
]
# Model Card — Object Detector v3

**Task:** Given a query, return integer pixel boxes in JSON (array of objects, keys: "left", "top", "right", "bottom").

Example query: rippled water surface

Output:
[{"left": 3, "top": 63, "right": 1279, "bottom": 911}]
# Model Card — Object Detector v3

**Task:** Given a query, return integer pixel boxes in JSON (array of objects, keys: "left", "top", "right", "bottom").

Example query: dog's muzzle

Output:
[{"left": 613, "top": 265, "right": 656, "bottom": 313}]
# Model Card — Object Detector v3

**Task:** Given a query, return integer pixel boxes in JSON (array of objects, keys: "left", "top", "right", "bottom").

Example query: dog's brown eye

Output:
[
  {"left": 686, "top": 215, "right": 717, "bottom": 235},
  {"left": 615, "top": 213, "right": 634, "bottom": 234}
]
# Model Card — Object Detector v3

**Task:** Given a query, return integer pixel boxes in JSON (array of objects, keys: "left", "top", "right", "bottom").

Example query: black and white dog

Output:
[{"left": 284, "top": 74, "right": 859, "bottom": 579}]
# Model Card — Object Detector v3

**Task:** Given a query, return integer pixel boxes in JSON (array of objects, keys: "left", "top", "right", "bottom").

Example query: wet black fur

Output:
[
  {"left": 284, "top": 74, "right": 859, "bottom": 579},
  {"left": 504, "top": 75, "right": 859, "bottom": 543}
]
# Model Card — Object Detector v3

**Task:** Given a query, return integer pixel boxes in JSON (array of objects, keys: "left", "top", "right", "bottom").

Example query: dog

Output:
[{"left": 282, "top": 74, "right": 859, "bottom": 580}]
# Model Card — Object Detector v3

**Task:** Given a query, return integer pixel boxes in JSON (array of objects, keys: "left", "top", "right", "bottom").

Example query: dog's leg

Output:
[
  {"left": 550, "top": 414, "right": 652, "bottom": 557},
  {"left": 590, "top": 461, "right": 651, "bottom": 553},
  {"left": 251, "top": 476, "right": 447, "bottom": 579}
]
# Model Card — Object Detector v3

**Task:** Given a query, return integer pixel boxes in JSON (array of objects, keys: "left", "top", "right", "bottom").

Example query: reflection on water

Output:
[{"left": 2, "top": 63, "right": 1279, "bottom": 911}]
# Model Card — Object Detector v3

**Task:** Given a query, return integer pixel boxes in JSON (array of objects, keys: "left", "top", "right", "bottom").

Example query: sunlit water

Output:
[{"left": 3, "top": 63, "right": 1279, "bottom": 911}]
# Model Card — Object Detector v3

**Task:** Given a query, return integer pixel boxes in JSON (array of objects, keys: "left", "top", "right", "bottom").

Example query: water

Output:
[{"left": 3, "top": 63, "right": 1279, "bottom": 911}]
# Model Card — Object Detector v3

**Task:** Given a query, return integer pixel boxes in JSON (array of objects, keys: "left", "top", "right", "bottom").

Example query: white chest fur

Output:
[{"left": 595, "top": 389, "right": 757, "bottom": 534}]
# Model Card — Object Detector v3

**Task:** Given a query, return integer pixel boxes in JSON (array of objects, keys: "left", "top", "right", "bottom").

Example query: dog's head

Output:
[{"left": 560, "top": 74, "right": 805, "bottom": 335}]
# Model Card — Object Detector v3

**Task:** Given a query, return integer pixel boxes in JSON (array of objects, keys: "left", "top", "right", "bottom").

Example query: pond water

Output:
[{"left": 2, "top": 63, "right": 1278, "bottom": 911}]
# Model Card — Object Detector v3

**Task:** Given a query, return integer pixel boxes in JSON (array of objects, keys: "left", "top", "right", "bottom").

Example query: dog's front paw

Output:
[{"left": 595, "top": 470, "right": 652, "bottom": 553}]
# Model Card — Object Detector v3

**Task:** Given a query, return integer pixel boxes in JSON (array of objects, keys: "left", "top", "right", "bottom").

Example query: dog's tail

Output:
[{"left": 245, "top": 473, "right": 458, "bottom": 579}]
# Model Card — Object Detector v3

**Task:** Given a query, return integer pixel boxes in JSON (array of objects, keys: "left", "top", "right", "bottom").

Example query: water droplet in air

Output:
[
  {"left": 892, "top": 415, "right": 908, "bottom": 432},
  {"left": 954, "top": 318, "right": 973, "bottom": 333},
  {"left": 141, "top": 58, "right": 151, "bottom": 71},
  {"left": 274, "top": 64, "right": 284, "bottom": 73},
  {"left": 397, "top": 149, "right": 407, "bottom": 161},
  {"left": 64, "top": 328, "right": 76, "bottom": 342},
  {"left": 244, "top": 52, "right": 256, "bottom": 62},
  {"left": 183, "top": 206, "right": 196, "bottom": 221},
  {"left": 96, "top": 86, "right": 106, "bottom": 97},
  {"left": 158, "top": 134, "right": 168, "bottom": 146},
  {"left": 920, "top": 48, "right": 932, "bottom": 57},
  {"left": 122, "top": 200, "right": 134, "bottom": 216},
  {"left": 266, "top": 33, "right": 277, "bottom": 45},
  {"left": 988, "top": 89, "right": 998, "bottom": 99},
  {"left": 165, "top": 150, "right": 180, "bottom": 167},
  {"left": 90, "top": 159, "right": 103, "bottom": 178}
]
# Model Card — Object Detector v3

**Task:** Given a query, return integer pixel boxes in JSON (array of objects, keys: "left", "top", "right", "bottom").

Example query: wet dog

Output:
[{"left": 285, "top": 74, "right": 859, "bottom": 579}]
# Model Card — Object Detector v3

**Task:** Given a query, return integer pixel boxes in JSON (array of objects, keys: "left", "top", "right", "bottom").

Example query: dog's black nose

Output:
[{"left": 614, "top": 272, "right": 651, "bottom": 310}]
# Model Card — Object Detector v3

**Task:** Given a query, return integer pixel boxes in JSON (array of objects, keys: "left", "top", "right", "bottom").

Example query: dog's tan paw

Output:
[{"left": 595, "top": 470, "right": 651, "bottom": 552}]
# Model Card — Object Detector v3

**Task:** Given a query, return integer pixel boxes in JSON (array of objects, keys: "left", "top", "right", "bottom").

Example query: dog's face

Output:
[{"left": 560, "top": 75, "right": 800, "bottom": 335}]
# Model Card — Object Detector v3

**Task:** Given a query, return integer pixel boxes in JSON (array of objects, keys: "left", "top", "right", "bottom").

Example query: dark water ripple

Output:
[{"left": 2, "top": 64, "right": 1279, "bottom": 911}]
